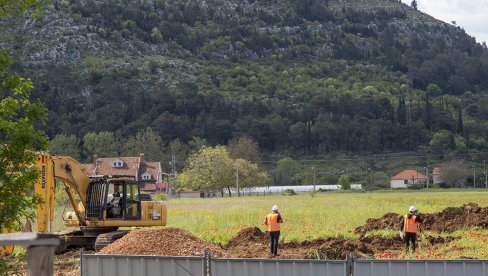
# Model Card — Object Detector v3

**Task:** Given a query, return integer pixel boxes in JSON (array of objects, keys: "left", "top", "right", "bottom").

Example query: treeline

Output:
[{"left": 42, "top": 59, "right": 488, "bottom": 157}]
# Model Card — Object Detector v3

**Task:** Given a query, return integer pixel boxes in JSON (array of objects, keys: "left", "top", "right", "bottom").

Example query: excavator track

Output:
[{"left": 95, "top": 230, "right": 128, "bottom": 252}]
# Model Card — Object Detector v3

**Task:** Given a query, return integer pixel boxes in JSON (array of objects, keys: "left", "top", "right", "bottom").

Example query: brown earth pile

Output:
[
  {"left": 223, "top": 227, "right": 375, "bottom": 259},
  {"left": 99, "top": 227, "right": 229, "bottom": 257},
  {"left": 355, "top": 203, "right": 488, "bottom": 235}
]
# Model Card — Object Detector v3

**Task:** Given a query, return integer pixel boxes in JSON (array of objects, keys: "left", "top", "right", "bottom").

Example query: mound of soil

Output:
[
  {"left": 99, "top": 227, "right": 229, "bottom": 257},
  {"left": 225, "top": 227, "right": 268, "bottom": 247},
  {"left": 355, "top": 213, "right": 403, "bottom": 236},
  {"left": 355, "top": 203, "right": 488, "bottom": 235},
  {"left": 224, "top": 227, "right": 375, "bottom": 259},
  {"left": 422, "top": 203, "right": 488, "bottom": 232}
]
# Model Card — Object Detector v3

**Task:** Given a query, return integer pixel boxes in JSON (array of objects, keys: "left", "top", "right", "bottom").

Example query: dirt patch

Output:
[
  {"left": 99, "top": 227, "right": 229, "bottom": 257},
  {"left": 355, "top": 203, "right": 488, "bottom": 235},
  {"left": 223, "top": 227, "right": 374, "bottom": 259}
]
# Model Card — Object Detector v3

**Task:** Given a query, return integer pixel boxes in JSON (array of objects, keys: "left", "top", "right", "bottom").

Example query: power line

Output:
[{"left": 255, "top": 151, "right": 488, "bottom": 163}]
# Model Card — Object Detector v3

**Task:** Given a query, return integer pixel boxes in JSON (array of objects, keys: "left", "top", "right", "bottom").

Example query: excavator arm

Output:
[{"left": 36, "top": 153, "right": 92, "bottom": 232}]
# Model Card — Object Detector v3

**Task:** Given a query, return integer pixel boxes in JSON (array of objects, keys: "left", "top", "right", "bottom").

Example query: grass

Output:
[
  {"left": 164, "top": 189, "right": 488, "bottom": 244},
  {"left": 44, "top": 189, "right": 488, "bottom": 258}
]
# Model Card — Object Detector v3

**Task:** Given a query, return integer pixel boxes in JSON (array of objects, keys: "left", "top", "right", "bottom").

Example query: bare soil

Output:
[
  {"left": 99, "top": 227, "right": 229, "bottom": 257},
  {"left": 355, "top": 203, "right": 488, "bottom": 235}
]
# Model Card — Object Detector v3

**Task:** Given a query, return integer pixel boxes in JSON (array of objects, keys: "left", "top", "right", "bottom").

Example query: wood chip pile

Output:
[{"left": 99, "top": 227, "right": 229, "bottom": 257}]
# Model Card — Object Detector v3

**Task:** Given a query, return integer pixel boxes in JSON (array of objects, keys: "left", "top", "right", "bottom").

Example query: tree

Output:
[
  {"left": 457, "top": 104, "right": 464, "bottom": 135},
  {"left": 177, "top": 146, "right": 267, "bottom": 197},
  {"left": 439, "top": 160, "right": 469, "bottom": 187},
  {"left": 274, "top": 157, "right": 301, "bottom": 185},
  {"left": 410, "top": 0, "right": 418, "bottom": 10},
  {"left": 177, "top": 146, "right": 234, "bottom": 196},
  {"left": 228, "top": 135, "right": 261, "bottom": 162},
  {"left": 429, "top": 130, "right": 455, "bottom": 154},
  {"left": 234, "top": 158, "right": 268, "bottom": 196},
  {"left": 338, "top": 175, "right": 351, "bottom": 190},
  {"left": 123, "top": 128, "right": 163, "bottom": 161},
  {"left": 48, "top": 134, "right": 80, "bottom": 160},
  {"left": 0, "top": 0, "right": 47, "bottom": 17},
  {"left": 187, "top": 136, "right": 209, "bottom": 153},
  {"left": 83, "top": 131, "right": 119, "bottom": 159},
  {"left": 167, "top": 138, "right": 187, "bottom": 171},
  {"left": 1, "top": 45, "right": 48, "bottom": 230}
]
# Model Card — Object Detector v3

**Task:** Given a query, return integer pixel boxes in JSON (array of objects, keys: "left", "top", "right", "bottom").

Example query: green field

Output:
[{"left": 165, "top": 190, "right": 488, "bottom": 244}]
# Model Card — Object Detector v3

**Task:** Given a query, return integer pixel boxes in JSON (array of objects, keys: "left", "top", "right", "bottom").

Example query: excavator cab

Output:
[{"left": 86, "top": 179, "right": 141, "bottom": 221}]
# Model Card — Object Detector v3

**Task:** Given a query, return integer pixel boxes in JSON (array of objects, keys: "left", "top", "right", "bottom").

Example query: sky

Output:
[{"left": 401, "top": 0, "right": 488, "bottom": 44}]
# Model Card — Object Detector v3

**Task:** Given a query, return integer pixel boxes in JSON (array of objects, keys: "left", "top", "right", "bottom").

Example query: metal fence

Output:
[
  {"left": 354, "top": 259, "right": 488, "bottom": 276},
  {"left": 81, "top": 253, "right": 488, "bottom": 276},
  {"left": 81, "top": 255, "right": 205, "bottom": 276},
  {"left": 211, "top": 258, "right": 348, "bottom": 276}
]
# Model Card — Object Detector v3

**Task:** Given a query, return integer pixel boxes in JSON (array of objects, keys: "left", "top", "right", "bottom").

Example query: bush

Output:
[
  {"left": 282, "top": 189, "right": 296, "bottom": 196},
  {"left": 153, "top": 193, "right": 168, "bottom": 201}
]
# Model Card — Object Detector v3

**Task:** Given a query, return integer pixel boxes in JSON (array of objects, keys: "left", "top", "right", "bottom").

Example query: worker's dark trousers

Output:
[
  {"left": 269, "top": 231, "right": 280, "bottom": 255},
  {"left": 405, "top": 232, "right": 417, "bottom": 252}
]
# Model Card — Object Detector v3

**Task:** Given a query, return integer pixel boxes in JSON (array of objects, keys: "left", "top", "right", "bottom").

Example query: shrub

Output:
[
  {"left": 282, "top": 189, "right": 296, "bottom": 196},
  {"left": 153, "top": 193, "right": 168, "bottom": 201}
]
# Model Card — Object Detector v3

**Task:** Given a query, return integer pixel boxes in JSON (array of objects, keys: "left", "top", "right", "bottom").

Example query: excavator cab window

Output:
[
  {"left": 104, "top": 180, "right": 141, "bottom": 220},
  {"left": 124, "top": 183, "right": 141, "bottom": 220},
  {"left": 106, "top": 183, "right": 124, "bottom": 219}
]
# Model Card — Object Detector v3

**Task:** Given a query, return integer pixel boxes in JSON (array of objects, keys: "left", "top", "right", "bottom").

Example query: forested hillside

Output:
[{"left": 2, "top": 0, "right": 488, "bottom": 164}]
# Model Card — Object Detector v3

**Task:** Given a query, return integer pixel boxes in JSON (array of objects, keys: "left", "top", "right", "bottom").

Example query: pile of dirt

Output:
[
  {"left": 355, "top": 203, "right": 488, "bottom": 235},
  {"left": 99, "top": 227, "right": 229, "bottom": 257},
  {"left": 422, "top": 203, "right": 488, "bottom": 232},
  {"left": 301, "top": 238, "right": 374, "bottom": 259},
  {"left": 225, "top": 227, "right": 268, "bottom": 247},
  {"left": 224, "top": 228, "right": 375, "bottom": 259},
  {"left": 355, "top": 213, "right": 403, "bottom": 236}
]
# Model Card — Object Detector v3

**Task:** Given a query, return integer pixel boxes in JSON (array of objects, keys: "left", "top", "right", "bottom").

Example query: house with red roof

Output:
[
  {"left": 82, "top": 153, "right": 163, "bottom": 192},
  {"left": 390, "top": 170, "right": 428, "bottom": 189}
]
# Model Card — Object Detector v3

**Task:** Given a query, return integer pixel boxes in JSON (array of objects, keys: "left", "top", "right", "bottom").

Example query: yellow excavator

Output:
[{"left": 2, "top": 152, "right": 167, "bottom": 253}]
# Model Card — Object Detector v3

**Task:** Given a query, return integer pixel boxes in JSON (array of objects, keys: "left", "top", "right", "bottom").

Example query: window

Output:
[
  {"left": 112, "top": 159, "right": 124, "bottom": 168},
  {"left": 404, "top": 180, "right": 408, "bottom": 184},
  {"left": 141, "top": 173, "right": 151, "bottom": 180}
]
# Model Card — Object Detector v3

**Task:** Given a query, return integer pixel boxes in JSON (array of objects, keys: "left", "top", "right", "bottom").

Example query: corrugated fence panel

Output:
[
  {"left": 81, "top": 254, "right": 488, "bottom": 276},
  {"left": 354, "top": 260, "right": 488, "bottom": 276},
  {"left": 211, "top": 258, "right": 348, "bottom": 276},
  {"left": 81, "top": 254, "right": 205, "bottom": 276}
]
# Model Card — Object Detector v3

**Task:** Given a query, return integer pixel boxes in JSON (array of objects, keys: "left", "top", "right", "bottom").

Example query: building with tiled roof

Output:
[
  {"left": 390, "top": 170, "right": 427, "bottom": 189},
  {"left": 432, "top": 167, "right": 442, "bottom": 185},
  {"left": 82, "top": 153, "right": 163, "bottom": 192}
]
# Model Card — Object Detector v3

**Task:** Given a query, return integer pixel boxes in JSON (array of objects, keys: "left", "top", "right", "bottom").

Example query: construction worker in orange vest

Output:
[
  {"left": 264, "top": 205, "right": 283, "bottom": 256},
  {"left": 399, "top": 205, "right": 423, "bottom": 253}
]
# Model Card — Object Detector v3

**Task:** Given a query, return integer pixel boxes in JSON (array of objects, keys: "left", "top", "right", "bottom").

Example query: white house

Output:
[{"left": 390, "top": 170, "right": 427, "bottom": 189}]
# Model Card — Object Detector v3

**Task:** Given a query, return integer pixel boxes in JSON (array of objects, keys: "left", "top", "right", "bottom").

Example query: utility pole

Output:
[
  {"left": 169, "top": 154, "right": 177, "bottom": 197},
  {"left": 426, "top": 155, "right": 430, "bottom": 189},
  {"left": 485, "top": 160, "right": 487, "bottom": 188},
  {"left": 312, "top": 166, "right": 316, "bottom": 194},
  {"left": 473, "top": 167, "right": 476, "bottom": 188}
]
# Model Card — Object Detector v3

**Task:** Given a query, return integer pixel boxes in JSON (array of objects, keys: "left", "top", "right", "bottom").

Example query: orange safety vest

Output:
[
  {"left": 404, "top": 215, "right": 418, "bottom": 233},
  {"left": 267, "top": 213, "right": 281, "bottom": 232}
]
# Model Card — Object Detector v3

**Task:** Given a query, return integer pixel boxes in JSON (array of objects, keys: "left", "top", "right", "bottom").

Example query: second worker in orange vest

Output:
[
  {"left": 399, "top": 205, "right": 423, "bottom": 253},
  {"left": 264, "top": 205, "right": 283, "bottom": 256}
]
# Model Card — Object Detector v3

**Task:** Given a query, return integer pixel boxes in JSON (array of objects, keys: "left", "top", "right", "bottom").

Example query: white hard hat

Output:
[
  {"left": 409, "top": 206, "right": 418, "bottom": 212},
  {"left": 272, "top": 205, "right": 279, "bottom": 211}
]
